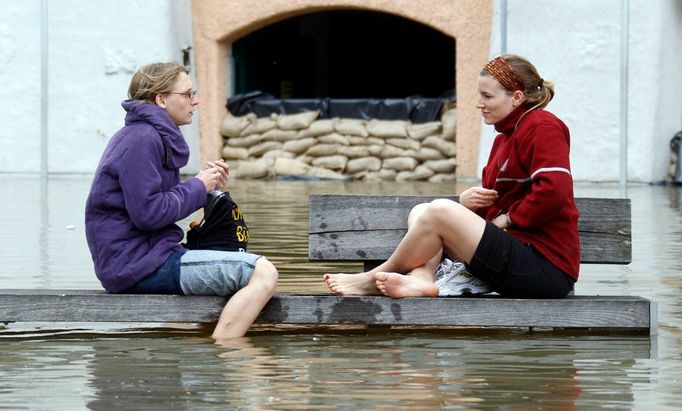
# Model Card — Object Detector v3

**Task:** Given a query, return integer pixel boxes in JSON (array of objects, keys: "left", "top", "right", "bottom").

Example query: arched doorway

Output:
[
  {"left": 231, "top": 10, "right": 455, "bottom": 99},
  {"left": 191, "top": 0, "right": 494, "bottom": 178}
]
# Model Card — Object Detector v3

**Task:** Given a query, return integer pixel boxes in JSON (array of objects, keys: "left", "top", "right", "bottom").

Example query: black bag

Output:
[{"left": 184, "top": 190, "right": 249, "bottom": 252}]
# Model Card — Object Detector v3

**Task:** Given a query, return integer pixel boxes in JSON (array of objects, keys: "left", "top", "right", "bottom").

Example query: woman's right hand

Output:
[
  {"left": 459, "top": 186, "right": 498, "bottom": 210},
  {"left": 195, "top": 163, "right": 228, "bottom": 192}
]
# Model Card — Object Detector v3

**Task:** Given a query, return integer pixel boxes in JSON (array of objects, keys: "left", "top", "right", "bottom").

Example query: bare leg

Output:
[
  {"left": 325, "top": 199, "right": 486, "bottom": 296},
  {"left": 375, "top": 252, "right": 441, "bottom": 298},
  {"left": 374, "top": 199, "right": 485, "bottom": 273},
  {"left": 324, "top": 203, "right": 433, "bottom": 296},
  {"left": 212, "top": 258, "right": 278, "bottom": 340}
]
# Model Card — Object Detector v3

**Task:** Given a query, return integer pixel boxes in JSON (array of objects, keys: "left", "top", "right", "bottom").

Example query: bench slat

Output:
[
  {"left": 0, "top": 290, "right": 653, "bottom": 332},
  {"left": 309, "top": 195, "right": 631, "bottom": 264}
]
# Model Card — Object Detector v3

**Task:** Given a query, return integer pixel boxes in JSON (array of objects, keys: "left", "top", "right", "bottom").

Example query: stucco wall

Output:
[
  {"left": 0, "top": 0, "right": 200, "bottom": 174},
  {"left": 1, "top": 0, "right": 681, "bottom": 182},
  {"left": 483, "top": 0, "right": 682, "bottom": 182}
]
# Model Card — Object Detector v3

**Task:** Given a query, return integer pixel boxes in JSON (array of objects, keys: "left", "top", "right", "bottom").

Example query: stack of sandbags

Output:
[{"left": 220, "top": 108, "right": 457, "bottom": 182}]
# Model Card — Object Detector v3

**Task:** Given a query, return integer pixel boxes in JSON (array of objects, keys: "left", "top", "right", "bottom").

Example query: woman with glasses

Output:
[{"left": 85, "top": 62, "right": 278, "bottom": 339}]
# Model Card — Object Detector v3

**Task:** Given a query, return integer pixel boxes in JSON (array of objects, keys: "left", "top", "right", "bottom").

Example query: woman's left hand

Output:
[{"left": 205, "top": 159, "right": 229, "bottom": 186}]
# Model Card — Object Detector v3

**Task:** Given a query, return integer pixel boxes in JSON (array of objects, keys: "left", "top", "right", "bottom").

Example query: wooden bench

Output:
[
  {"left": 0, "top": 195, "right": 656, "bottom": 335},
  {"left": 307, "top": 195, "right": 656, "bottom": 335}
]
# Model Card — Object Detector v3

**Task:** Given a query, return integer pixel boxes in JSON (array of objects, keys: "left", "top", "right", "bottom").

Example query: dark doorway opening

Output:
[{"left": 232, "top": 10, "right": 455, "bottom": 99}]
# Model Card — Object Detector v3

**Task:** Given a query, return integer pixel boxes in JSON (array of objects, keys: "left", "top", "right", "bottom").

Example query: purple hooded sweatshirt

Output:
[{"left": 85, "top": 100, "right": 207, "bottom": 293}]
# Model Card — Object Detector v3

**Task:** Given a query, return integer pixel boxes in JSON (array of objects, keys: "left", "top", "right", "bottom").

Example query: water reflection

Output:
[
  {"left": 0, "top": 332, "right": 656, "bottom": 410},
  {"left": 1, "top": 176, "right": 682, "bottom": 409}
]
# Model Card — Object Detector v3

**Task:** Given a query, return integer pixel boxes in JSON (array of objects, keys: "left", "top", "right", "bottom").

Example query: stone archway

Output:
[{"left": 191, "top": 0, "right": 493, "bottom": 179}]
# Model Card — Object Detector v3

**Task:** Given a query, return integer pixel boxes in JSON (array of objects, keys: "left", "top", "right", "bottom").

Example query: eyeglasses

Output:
[{"left": 167, "top": 89, "right": 198, "bottom": 99}]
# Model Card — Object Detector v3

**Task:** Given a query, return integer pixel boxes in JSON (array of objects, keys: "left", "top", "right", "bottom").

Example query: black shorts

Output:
[{"left": 465, "top": 222, "right": 575, "bottom": 298}]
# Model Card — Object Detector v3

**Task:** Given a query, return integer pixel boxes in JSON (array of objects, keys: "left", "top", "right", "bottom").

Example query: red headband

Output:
[{"left": 484, "top": 57, "right": 525, "bottom": 92}]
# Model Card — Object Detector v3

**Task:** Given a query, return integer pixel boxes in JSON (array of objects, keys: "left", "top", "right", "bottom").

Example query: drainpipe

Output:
[
  {"left": 500, "top": 0, "right": 507, "bottom": 54},
  {"left": 40, "top": 0, "right": 48, "bottom": 183},
  {"left": 620, "top": 0, "right": 629, "bottom": 195},
  {"left": 40, "top": 0, "right": 50, "bottom": 286}
]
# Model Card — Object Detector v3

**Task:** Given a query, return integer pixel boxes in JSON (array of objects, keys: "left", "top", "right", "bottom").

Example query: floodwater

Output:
[{"left": 1, "top": 175, "right": 681, "bottom": 410}]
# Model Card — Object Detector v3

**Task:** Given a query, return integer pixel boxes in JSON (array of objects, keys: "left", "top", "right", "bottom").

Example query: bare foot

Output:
[
  {"left": 375, "top": 272, "right": 439, "bottom": 298},
  {"left": 323, "top": 272, "right": 381, "bottom": 295}
]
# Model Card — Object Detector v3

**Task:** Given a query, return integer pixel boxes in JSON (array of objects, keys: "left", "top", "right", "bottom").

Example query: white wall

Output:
[
  {"left": 0, "top": 0, "right": 200, "bottom": 174},
  {"left": 482, "top": 0, "right": 682, "bottom": 182},
  {"left": 1, "top": 0, "right": 681, "bottom": 181}
]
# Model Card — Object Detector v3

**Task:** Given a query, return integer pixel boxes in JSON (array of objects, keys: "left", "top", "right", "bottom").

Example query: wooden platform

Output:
[
  {"left": 0, "top": 194, "right": 657, "bottom": 335},
  {"left": 0, "top": 290, "right": 656, "bottom": 333}
]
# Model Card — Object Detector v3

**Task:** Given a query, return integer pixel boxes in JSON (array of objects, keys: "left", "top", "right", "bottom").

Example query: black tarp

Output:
[{"left": 226, "top": 91, "right": 455, "bottom": 124}]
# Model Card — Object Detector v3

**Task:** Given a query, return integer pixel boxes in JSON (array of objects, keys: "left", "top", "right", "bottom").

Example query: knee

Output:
[
  {"left": 251, "top": 257, "right": 278, "bottom": 295},
  {"left": 407, "top": 202, "right": 430, "bottom": 226},
  {"left": 423, "top": 199, "right": 465, "bottom": 226}
]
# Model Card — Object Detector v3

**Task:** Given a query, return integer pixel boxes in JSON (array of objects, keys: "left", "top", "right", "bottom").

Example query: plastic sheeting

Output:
[
  {"left": 226, "top": 91, "right": 455, "bottom": 124},
  {"left": 671, "top": 131, "right": 682, "bottom": 183}
]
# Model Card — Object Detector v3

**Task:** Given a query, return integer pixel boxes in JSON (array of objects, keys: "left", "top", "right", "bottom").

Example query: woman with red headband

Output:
[{"left": 324, "top": 54, "right": 579, "bottom": 299}]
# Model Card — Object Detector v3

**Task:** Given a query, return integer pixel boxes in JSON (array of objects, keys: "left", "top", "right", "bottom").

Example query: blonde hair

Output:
[
  {"left": 127, "top": 62, "right": 189, "bottom": 103},
  {"left": 482, "top": 54, "right": 555, "bottom": 110}
]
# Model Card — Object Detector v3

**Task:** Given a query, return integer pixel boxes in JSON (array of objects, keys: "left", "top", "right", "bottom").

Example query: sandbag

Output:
[
  {"left": 429, "top": 173, "right": 457, "bottom": 183},
  {"left": 383, "top": 157, "right": 418, "bottom": 171},
  {"left": 220, "top": 113, "right": 254, "bottom": 137},
  {"left": 396, "top": 165, "right": 435, "bottom": 181},
  {"left": 240, "top": 117, "right": 277, "bottom": 136},
  {"left": 248, "top": 141, "right": 282, "bottom": 157},
  {"left": 221, "top": 146, "right": 249, "bottom": 160},
  {"left": 318, "top": 133, "right": 351, "bottom": 146},
  {"left": 271, "top": 158, "right": 311, "bottom": 176},
  {"left": 386, "top": 138, "right": 420, "bottom": 151},
  {"left": 232, "top": 158, "right": 274, "bottom": 179},
  {"left": 298, "top": 119, "right": 337, "bottom": 137},
  {"left": 441, "top": 108, "right": 457, "bottom": 142},
  {"left": 261, "top": 129, "right": 299, "bottom": 142},
  {"left": 226, "top": 134, "right": 263, "bottom": 148},
  {"left": 338, "top": 146, "right": 371, "bottom": 158},
  {"left": 415, "top": 147, "right": 445, "bottom": 161},
  {"left": 346, "top": 156, "right": 382, "bottom": 174},
  {"left": 311, "top": 155, "right": 348, "bottom": 171},
  {"left": 422, "top": 136, "right": 456, "bottom": 157},
  {"left": 408, "top": 121, "right": 442, "bottom": 141},
  {"left": 423, "top": 158, "right": 457, "bottom": 174},
  {"left": 262, "top": 150, "right": 295, "bottom": 160},
  {"left": 379, "top": 145, "right": 407, "bottom": 159},
  {"left": 277, "top": 110, "right": 320, "bottom": 130},
  {"left": 335, "top": 119, "right": 368, "bottom": 137},
  {"left": 305, "top": 144, "right": 340, "bottom": 157},
  {"left": 282, "top": 137, "right": 316, "bottom": 154},
  {"left": 366, "top": 119, "right": 408, "bottom": 138}
]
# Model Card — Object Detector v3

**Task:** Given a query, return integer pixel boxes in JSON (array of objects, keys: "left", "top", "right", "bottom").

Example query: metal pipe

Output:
[
  {"left": 500, "top": 0, "right": 508, "bottom": 54},
  {"left": 620, "top": 0, "right": 629, "bottom": 195},
  {"left": 40, "top": 0, "right": 48, "bottom": 182}
]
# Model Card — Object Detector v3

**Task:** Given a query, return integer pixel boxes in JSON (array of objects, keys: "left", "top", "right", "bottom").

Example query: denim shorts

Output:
[
  {"left": 465, "top": 222, "right": 575, "bottom": 298},
  {"left": 125, "top": 248, "right": 187, "bottom": 295},
  {"left": 178, "top": 249, "right": 262, "bottom": 296}
]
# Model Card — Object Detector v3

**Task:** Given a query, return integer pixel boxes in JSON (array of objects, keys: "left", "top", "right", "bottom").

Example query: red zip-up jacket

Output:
[{"left": 478, "top": 106, "right": 580, "bottom": 280}]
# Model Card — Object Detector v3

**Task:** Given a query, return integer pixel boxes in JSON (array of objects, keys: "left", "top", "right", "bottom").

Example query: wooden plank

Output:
[
  {"left": 257, "top": 295, "right": 652, "bottom": 330},
  {"left": 309, "top": 195, "right": 631, "bottom": 264},
  {"left": 0, "top": 290, "right": 653, "bottom": 331}
]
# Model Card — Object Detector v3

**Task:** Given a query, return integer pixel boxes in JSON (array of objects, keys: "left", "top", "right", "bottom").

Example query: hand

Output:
[
  {"left": 196, "top": 159, "right": 229, "bottom": 192},
  {"left": 459, "top": 186, "right": 498, "bottom": 210}
]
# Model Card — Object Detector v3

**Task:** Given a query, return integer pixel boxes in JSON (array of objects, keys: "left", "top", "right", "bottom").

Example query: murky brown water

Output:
[{"left": 1, "top": 175, "right": 681, "bottom": 409}]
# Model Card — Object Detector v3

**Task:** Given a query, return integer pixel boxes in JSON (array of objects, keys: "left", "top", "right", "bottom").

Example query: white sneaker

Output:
[{"left": 435, "top": 258, "right": 492, "bottom": 296}]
